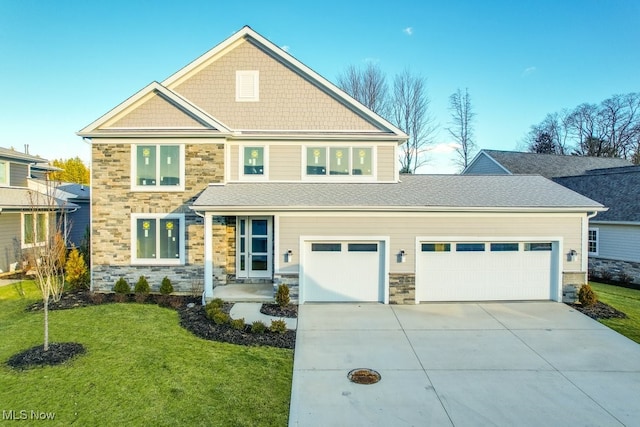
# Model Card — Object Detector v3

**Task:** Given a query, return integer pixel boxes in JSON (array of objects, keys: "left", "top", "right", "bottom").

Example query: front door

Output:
[{"left": 236, "top": 217, "right": 272, "bottom": 278}]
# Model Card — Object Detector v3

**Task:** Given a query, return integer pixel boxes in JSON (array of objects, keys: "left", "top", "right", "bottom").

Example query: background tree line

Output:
[
  {"left": 337, "top": 63, "right": 476, "bottom": 173},
  {"left": 524, "top": 92, "right": 640, "bottom": 164},
  {"left": 50, "top": 156, "right": 90, "bottom": 184}
]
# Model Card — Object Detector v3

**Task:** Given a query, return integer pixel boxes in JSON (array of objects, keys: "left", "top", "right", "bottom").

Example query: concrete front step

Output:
[{"left": 211, "top": 283, "right": 274, "bottom": 302}]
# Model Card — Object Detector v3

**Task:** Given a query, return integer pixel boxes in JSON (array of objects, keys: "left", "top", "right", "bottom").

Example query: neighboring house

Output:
[
  {"left": 554, "top": 166, "right": 640, "bottom": 284},
  {"left": 78, "top": 26, "right": 604, "bottom": 304},
  {"left": 463, "top": 149, "right": 632, "bottom": 178},
  {"left": 0, "top": 147, "right": 76, "bottom": 274}
]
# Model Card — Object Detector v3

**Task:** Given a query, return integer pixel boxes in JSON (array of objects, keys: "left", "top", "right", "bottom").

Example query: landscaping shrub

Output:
[
  {"left": 578, "top": 284, "right": 597, "bottom": 306},
  {"left": 90, "top": 292, "right": 105, "bottom": 305},
  {"left": 230, "top": 318, "right": 246, "bottom": 331},
  {"left": 600, "top": 270, "right": 613, "bottom": 283},
  {"left": 160, "top": 276, "right": 174, "bottom": 295},
  {"left": 209, "top": 298, "right": 224, "bottom": 309},
  {"left": 618, "top": 272, "right": 633, "bottom": 285},
  {"left": 251, "top": 320, "right": 267, "bottom": 334},
  {"left": 134, "top": 276, "right": 150, "bottom": 294},
  {"left": 275, "top": 284, "right": 290, "bottom": 307},
  {"left": 269, "top": 319, "right": 287, "bottom": 334},
  {"left": 65, "top": 248, "right": 89, "bottom": 290},
  {"left": 168, "top": 296, "right": 183, "bottom": 309},
  {"left": 205, "top": 301, "right": 224, "bottom": 320},
  {"left": 113, "top": 278, "right": 130, "bottom": 294},
  {"left": 212, "top": 311, "right": 230, "bottom": 325}
]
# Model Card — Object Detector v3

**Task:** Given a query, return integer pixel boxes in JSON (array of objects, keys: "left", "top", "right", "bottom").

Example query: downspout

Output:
[{"left": 583, "top": 211, "right": 600, "bottom": 275}]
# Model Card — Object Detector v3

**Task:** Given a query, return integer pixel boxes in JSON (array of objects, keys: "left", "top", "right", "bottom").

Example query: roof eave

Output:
[{"left": 189, "top": 205, "right": 606, "bottom": 213}]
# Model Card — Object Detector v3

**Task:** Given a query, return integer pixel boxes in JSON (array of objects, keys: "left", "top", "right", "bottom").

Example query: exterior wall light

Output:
[
  {"left": 285, "top": 249, "right": 293, "bottom": 263},
  {"left": 568, "top": 249, "right": 577, "bottom": 262},
  {"left": 399, "top": 250, "right": 406, "bottom": 263}
]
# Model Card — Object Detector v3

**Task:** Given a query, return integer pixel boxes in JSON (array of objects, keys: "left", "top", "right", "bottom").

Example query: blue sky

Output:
[{"left": 1, "top": 0, "right": 638, "bottom": 173}]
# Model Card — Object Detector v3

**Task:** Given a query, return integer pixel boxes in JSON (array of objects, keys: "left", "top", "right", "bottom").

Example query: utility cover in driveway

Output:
[{"left": 302, "top": 241, "right": 384, "bottom": 303}]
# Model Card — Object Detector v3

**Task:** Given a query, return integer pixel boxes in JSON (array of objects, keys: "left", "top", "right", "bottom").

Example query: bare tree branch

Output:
[{"left": 447, "top": 88, "right": 476, "bottom": 169}]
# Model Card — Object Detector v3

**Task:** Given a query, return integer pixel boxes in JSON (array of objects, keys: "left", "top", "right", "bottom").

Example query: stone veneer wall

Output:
[
  {"left": 389, "top": 273, "right": 415, "bottom": 305},
  {"left": 91, "top": 141, "right": 224, "bottom": 293},
  {"left": 589, "top": 258, "right": 640, "bottom": 285},
  {"left": 273, "top": 274, "right": 299, "bottom": 303},
  {"left": 562, "top": 271, "right": 588, "bottom": 303}
]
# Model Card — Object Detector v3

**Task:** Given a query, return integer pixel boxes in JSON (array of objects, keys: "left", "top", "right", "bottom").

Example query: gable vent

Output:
[{"left": 236, "top": 70, "right": 259, "bottom": 102}]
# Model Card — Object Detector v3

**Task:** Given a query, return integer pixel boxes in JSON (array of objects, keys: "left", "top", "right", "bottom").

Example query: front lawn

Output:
[
  {"left": 0, "top": 281, "right": 293, "bottom": 426},
  {"left": 590, "top": 281, "right": 640, "bottom": 344}
]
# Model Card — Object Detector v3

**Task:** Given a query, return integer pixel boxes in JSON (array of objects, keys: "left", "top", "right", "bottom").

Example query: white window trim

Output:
[
  {"left": 131, "top": 144, "right": 185, "bottom": 192},
  {"left": 588, "top": 227, "right": 599, "bottom": 256},
  {"left": 236, "top": 70, "right": 259, "bottom": 102},
  {"left": 130, "top": 213, "right": 185, "bottom": 266},
  {"left": 239, "top": 145, "right": 269, "bottom": 181},
  {"left": 0, "top": 160, "right": 9, "bottom": 186},
  {"left": 21, "top": 212, "right": 48, "bottom": 249},
  {"left": 301, "top": 145, "right": 377, "bottom": 181}
]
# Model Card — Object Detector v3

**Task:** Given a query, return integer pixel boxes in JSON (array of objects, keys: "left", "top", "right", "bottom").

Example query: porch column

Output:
[{"left": 203, "top": 212, "right": 214, "bottom": 301}]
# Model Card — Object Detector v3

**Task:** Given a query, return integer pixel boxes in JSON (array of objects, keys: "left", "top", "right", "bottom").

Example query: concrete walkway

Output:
[{"left": 289, "top": 302, "right": 640, "bottom": 426}]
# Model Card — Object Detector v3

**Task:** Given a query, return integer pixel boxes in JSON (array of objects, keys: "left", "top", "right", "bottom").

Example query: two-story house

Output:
[
  {"left": 78, "top": 26, "right": 604, "bottom": 304},
  {"left": 0, "top": 147, "right": 76, "bottom": 274}
]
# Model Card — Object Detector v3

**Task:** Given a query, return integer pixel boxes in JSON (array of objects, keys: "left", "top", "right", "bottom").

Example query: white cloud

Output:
[
  {"left": 403, "top": 27, "right": 413, "bottom": 36},
  {"left": 281, "top": 45, "right": 290, "bottom": 52},
  {"left": 522, "top": 66, "right": 537, "bottom": 77}
]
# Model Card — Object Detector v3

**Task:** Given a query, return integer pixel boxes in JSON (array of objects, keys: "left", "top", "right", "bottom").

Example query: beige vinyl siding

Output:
[
  {"left": 172, "top": 40, "right": 380, "bottom": 132},
  {"left": 10, "top": 163, "right": 28, "bottom": 187},
  {"left": 277, "top": 214, "right": 583, "bottom": 274},
  {"left": 228, "top": 145, "right": 239, "bottom": 181},
  {"left": 0, "top": 213, "right": 21, "bottom": 273},
  {"left": 595, "top": 223, "right": 640, "bottom": 262},
  {"left": 377, "top": 145, "right": 396, "bottom": 181},
  {"left": 269, "top": 145, "right": 301, "bottom": 181}
]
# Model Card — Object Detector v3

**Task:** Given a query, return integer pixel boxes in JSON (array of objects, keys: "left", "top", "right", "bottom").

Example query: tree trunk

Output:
[{"left": 43, "top": 295, "right": 49, "bottom": 351}]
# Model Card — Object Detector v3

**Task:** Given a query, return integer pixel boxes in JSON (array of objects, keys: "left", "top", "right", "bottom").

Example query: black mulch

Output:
[
  {"left": 568, "top": 301, "right": 627, "bottom": 320},
  {"left": 7, "top": 343, "right": 86, "bottom": 370},
  {"left": 260, "top": 303, "right": 298, "bottom": 318}
]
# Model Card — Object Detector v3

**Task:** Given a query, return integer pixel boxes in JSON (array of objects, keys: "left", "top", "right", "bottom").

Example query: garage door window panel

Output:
[
  {"left": 490, "top": 243, "right": 519, "bottom": 252},
  {"left": 311, "top": 243, "right": 342, "bottom": 252},
  {"left": 422, "top": 243, "right": 451, "bottom": 252},
  {"left": 348, "top": 243, "right": 377, "bottom": 252},
  {"left": 525, "top": 242, "right": 552, "bottom": 251},
  {"left": 456, "top": 243, "right": 485, "bottom": 252}
]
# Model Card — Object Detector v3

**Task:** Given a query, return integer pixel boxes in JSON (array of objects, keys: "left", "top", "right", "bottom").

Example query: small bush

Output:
[
  {"left": 600, "top": 270, "right": 613, "bottom": 283},
  {"left": 65, "top": 248, "right": 89, "bottom": 290},
  {"left": 275, "top": 284, "right": 290, "bottom": 307},
  {"left": 230, "top": 318, "right": 246, "bottom": 331},
  {"left": 113, "top": 278, "right": 130, "bottom": 295},
  {"left": 269, "top": 319, "right": 287, "bottom": 334},
  {"left": 578, "top": 284, "right": 597, "bottom": 307},
  {"left": 90, "top": 292, "right": 105, "bottom": 305},
  {"left": 212, "top": 311, "right": 230, "bottom": 325},
  {"left": 618, "top": 272, "right": 633, "bottom": 285},
  {"left": 168, "top": 296, "right": 183, "bottom": 309},
  {"left": 251, "top": 320, "right": 267, "bottom": 334},
  {"left": 205, "top": 303, "right": 219, "bottom": 320},
  {"left": 114, "top": 293, "right": 128, "bottom": 303},
  {"left": 134, "top": 292, "right": 148, "bottom": 304},
  {"left": 160, "top": 277, "right": 174, "bottom": 295},
  {"left": 134, "top": 276, "right": 150, "bottom": 294}
]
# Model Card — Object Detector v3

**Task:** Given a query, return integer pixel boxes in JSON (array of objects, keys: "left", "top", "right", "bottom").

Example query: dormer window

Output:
[{"left": 236, "top": 70, "right": 259, "bottom": 102}]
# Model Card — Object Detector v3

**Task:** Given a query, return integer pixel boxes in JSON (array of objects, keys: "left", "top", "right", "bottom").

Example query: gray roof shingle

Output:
[
  {"left": 192, "top": 175, "right": 604, "bottom": 211},
  {"left": 0, "top": 188, "right": 77, "bottom": 210},
  {"left": 553, "top": 166, "right": 640, "bottom": 222},
  {"left": 481, "top": 150, "right": 632, "bottom": 178}
]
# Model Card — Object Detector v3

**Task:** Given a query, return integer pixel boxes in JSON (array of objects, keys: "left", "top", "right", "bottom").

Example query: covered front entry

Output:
[
  {"left": 300, "top": 239, "right": 386, "bottom": 303},
  {"left": 416, "top": 240, "right": 559, "bottom": 302}
]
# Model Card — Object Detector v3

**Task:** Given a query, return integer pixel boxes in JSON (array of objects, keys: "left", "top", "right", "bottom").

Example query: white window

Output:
[
  {"left": 22, "top": 212, "right": 48, "bottom": 248},
  {"left": 236, "top": 70, "right": 259, "bottom": 102},
  {"left": 240, "top": 146, "right": 268, "bottom": 179},
  {"left": 132, "top": 144, "right": 184, "bottom": 191},
  {"left": 131, "top": 214, "right": 185, "bottom": 265},
  {"left": 588, "top": 228, "right": 599, "bottom": 255},
  {"left": 305, "top": 146, "right": 374, "bottom": 177},
  {"left": 0, "top": 160, "right": 8, "bottom": 186}
]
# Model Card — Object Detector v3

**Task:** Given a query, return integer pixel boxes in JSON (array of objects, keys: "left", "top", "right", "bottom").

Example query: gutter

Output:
[{"left": 189, "top": 205, "right": 608, "bottom": 214}]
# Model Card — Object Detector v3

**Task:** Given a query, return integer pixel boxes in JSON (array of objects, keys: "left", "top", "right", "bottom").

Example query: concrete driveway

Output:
[{"left": 288, "top": 302, "right": 640, "bottom": 426}]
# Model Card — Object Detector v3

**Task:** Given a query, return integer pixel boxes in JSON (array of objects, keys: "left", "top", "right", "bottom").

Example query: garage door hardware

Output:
[{"left": 347, "top": 368, "right": 381, "bottom": 385}]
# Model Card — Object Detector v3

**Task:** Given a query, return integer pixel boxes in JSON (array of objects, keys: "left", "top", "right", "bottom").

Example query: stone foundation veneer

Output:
[
  {"left": 273, "top": 274, "right": 299, "bottom": 303},
  {"left": 589, "top": 257, "right": 640, "bottom": 285},
  {"left": 389, "top": 273, "right": 415, "bottom": 305},
  {"left": 92, "top": 265, "right": 204, "bottom": 295},
  {"left": 562, "top": 271, "right": 588, "bottom": 303}
]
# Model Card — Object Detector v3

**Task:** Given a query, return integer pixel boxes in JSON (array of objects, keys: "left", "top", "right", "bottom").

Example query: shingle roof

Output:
[
  {"left": 0, "top": 187, "right": 77, "bottom": 210},
  {"left": 482, "top": 150, "right": 632, "bottom": 178},
  {"left": 0, "top": 147, "right": 47, "bottom": 163},
  {"left": 553, "top": 166, "right": 640, "bottom": 222},
  {"left": 192, "top": 175, "right": 604, "bottom": 212},
  {"left": 57, "top": 183, "right": 91, "bottom": 200}
]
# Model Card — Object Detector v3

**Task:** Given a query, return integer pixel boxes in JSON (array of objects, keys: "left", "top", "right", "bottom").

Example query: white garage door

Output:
[
  {"left": 302, "top": 241, "right": 384, "bottom": 303},
  {"left": 416, "top": 242, "right": 556, "bottom": 302}
]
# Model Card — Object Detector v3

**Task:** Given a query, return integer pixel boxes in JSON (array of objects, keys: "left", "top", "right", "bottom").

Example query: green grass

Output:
[
  {"left": 590, "top": 281, "right": 640, "bottom": 344},
  {"left": 0, "top": 281, "right": 293, "bottom": 426}
]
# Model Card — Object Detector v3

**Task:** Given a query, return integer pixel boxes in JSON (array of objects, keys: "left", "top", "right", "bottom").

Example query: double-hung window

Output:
[
  {"left": 22, "top": 213, "right": 48, "bottom": 248},
  {"left": 133, "top": 144, "right": 184, "bottom": 190},
  {"left": 240, "top": 146, "right": 268, "bottom": 179},
  {"left": 588, "top": 228, "right": 599, "bottom": 255},
  {"left": 305, "top": 146, "right": 373, "bottom": 177},
  {"left": 132, "top": 214, "right": 185, "bottom": 265}
]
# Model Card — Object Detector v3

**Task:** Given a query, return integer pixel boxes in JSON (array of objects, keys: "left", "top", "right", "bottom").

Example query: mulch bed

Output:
[
  {"left": 18, "top": 290, "right": 296, "bottom": 369},
  {"left": 568, "top": 301, "right": 627, "bottom": 320}
]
